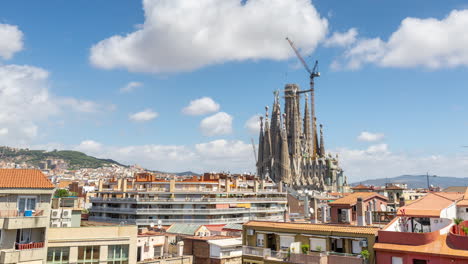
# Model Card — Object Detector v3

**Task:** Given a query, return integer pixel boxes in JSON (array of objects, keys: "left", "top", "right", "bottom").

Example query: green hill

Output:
[{"left": 0, "top": 147, "right": 123, "bottom": 170}]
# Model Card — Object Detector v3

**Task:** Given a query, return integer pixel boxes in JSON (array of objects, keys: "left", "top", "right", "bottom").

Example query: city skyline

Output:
[{"left": 1, "top": 0, "right": 468, "bottom": 181}]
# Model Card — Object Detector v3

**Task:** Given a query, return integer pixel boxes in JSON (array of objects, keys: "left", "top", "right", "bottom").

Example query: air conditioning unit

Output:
[
  {"left": 61, "top": 221, "right": 71, "bottom": 228},
  {"left": 51, "top": 209, "right": 62, "bottom": 219},
  {"left": 359, "top": 240, "right": 368, "bottom": 247},
  {"left": 247, "top": 229, "right": 254, "bottom": 236},
  {"left": 62, "top": 209, "right": 72, "bottom": 219},
  {"left": 51, "top": 221, "right": 62, "bottom": 228}
]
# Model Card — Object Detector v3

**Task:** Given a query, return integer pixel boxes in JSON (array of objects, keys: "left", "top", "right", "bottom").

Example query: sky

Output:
[{"left": 1, "top": 0, "right": 468, "bottom": 182}]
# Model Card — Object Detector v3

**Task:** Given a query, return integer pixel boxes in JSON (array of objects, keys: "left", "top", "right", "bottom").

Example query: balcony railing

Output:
[
  {"left": 16, "top": 242, "right": 45, "bottom": 250},
  {"left": 0, "top": 210, "right": 44, "bottom": 217},
  {"left": 91, "top": 197, "right": 287, "bottom": 203},
  {"left": 89, "top": 206, "right": 286, "bottom": 215},
  {"left": 243, "top": 246, "right": 363, "bottom": 264}
]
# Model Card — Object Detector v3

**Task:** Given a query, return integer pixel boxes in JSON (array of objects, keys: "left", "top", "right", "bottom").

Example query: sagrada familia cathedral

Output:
[{"left": 256, "top": 83, "right": 347, "bottom": 192}]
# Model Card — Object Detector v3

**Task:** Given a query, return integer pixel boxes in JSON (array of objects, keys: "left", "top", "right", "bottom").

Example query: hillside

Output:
[
  {"left": 351, "top": 175, "right": 468, "bottom": 189},
  {"left": 0, "top": 146, "right": 123, "bottom": 170}
]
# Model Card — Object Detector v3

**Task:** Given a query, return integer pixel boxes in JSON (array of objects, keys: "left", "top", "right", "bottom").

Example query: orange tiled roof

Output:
[
  {"left": 374, "top": 234, "right": 468, "bottom": 259},
  {"left": 0, "top": 169, "right": 54, "bottom": 189},
  {"left": 244, "top": 221, "right": 380, "bottom": 235},
  {"left": 57, "top": 180, "right": 73, "bottom": 188},
  {"left": 329, "top": 192, "right": 387, "bottom": 206},
  {"left": 456, "top": 187, "right": 468, "bottom": 207},
  {"left": 351, "top": 184, "right": 372, "bottom": 190},
  {"left": 397, "top": 192, "right": 464, "bottom": 217}
]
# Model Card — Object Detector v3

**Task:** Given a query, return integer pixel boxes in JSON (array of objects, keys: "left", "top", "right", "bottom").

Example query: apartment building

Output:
[
  {"left": 47, "top": 222, "right": 138, "bottom": 264},
  {"left": 0, "top": 169, "right": 55, "bottom": 264},
  {"left": 89, "top": 173, "right": 287, "bottom": 226},
  {"left": 374, "top": 192, "right": 468, "bottom": 264},
  {"left": 328, "top": 192, "right": 388, "bottom": 225},
  {"left": 183, "top": 236, "right": 242, "bottom": 264},
  {"left": 242, "top": 221, "right": 377, "bottom": 264}
]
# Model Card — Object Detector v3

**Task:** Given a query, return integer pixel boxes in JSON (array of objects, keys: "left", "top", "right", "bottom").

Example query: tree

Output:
[
  {"left": 453, "top": 218, "right": 464, "bottom": 234},
  {"left": 360, "top": 249, "right": 370, "bottom": 264},
  {"left": 54, "top": 189, "right": 70, "bottom": 198}
]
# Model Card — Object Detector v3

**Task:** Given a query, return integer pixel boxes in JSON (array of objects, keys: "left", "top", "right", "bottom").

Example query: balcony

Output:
[
  {"left": 91, "top": 197, "right": 287, "bottom": 204},
  {"left": 242, "top": 246, "right": 363, "bottom": 264},
  {"left": 16, "top": 242, "right": 45, "bottom": 250},
  {"left": 1, "top": 210, "right": 49, "bottom": 229},
  {"left": 0, "top": 246, "right": 45, "bottom": 264},
  {"left": 90, "top": 206, "right": 286, "bottom": 215}
]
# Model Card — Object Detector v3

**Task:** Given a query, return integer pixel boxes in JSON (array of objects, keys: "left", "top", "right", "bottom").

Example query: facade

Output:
[
  {"left": 328, "top": 192, "right": 388, "bottom": 225},
  {"left": 0, "top": 169, "right": 55, "bottom": 264},
  {"left": 89, "top": 173, "right": 287, "bottom": 226},
  {"left": 50, "top": 197, "right": 84, "bottom": 228},
  {"left": 242, "top": 221, "right": 376, "bottom": 264},
  {"left": 256, "top": 84, "right": 347, "bottom": 192},
  {"left": 183, "top": 237, "right": 242, "bottom": 264},
  {"left": 374, "top": 192, "right": 468, "bottom": 264},
  {"left": 47, "top": 224, "right": 138, "bottom": 264}
]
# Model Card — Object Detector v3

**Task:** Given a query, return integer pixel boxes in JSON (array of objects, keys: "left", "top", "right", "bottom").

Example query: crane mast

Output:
[{"left": 286, "top": 37, "right": 320, "bottom": 157}]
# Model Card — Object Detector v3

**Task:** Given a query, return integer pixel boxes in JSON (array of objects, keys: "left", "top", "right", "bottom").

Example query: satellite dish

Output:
[
  {"left": 309, "top": 208, "right": 314, "bottom": 214},
  {"left": 150, "top": 222, "right": 155, "bottom": 228},
  {"left": 380, "top": 204, "right": 387, "bottom": 211}
]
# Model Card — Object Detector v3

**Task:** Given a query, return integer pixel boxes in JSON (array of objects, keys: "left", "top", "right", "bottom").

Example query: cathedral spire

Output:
[
  {"left": 256, "top": 116, "right": 264, "bottom": 178},
  {"left": 319, "top": 124, "right": 325, "bottom": 158},
  {"left": 262, "top": 106, "right": 272, "bottom": 178},
  {"left": 313, "top": 117, "right": 319, "bottom": 158},
  {"left": 280, "top": 113, "right": 291, "bottom": 185},
  {"left": 303, "top": 94, "right": 312, "bottom": 157}
]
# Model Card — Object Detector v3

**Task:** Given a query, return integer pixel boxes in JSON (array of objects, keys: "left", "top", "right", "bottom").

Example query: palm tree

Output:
[{"left": 453, "top": 218, "right": 464, "bottom": 234}]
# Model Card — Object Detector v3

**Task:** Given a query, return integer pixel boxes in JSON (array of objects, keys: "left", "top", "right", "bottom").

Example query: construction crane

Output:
[
  {"left": 251, "top": 138, "right": 257, "bottom": 164},
  {"left": 286, "top": 37, "right": 320, "bottom": 156}
]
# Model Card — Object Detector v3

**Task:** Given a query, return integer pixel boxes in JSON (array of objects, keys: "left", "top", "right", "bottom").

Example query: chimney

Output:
[
  {"left": 254, "top": 180, "right": 259, "bottom": 192},
  {"left": 321, "top": 206, "right": 328, "bottom": 223},
  {"left": 98, "top": 179, "right": 103, "bottom": 192},
  {"left": 356, "top": 197, "right": 366, "bottom": 226},
  {"left": 169, "top": 179, "right": 175, "bottom": 193},
  {"left": 399, "top": 197, "right": 405, "bottom": 207},
  {"left": 117, "top": 178, "right": 122, "bottom": 191},
  {"left": 278, "top": 181, "right": 283, "bottom": 193}
]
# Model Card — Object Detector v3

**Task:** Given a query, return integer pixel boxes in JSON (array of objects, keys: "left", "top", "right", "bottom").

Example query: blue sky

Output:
[{"left": 1, "top": 0, "right": 468, "bottom": 181}]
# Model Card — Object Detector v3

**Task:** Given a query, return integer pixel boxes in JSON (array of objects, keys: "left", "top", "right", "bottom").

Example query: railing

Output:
[
  {"left": 372, "top": 211, "right": 396, "bottom": 223},
  {"left": 91, "top": 197, "right": 287, "bottom": 203},
  {"left": 0, "top": 210, "right": 44, "bottom": 217},
  {"left": 16, "top": 242, "right": 45, "bottom": 250},
  {"left": 90, "top": 206, "right": 286, "bottom": 214},
  {"left": 243, "top": 246, "right": 362, "bottom": 264},
  {"left": 89, "top": 215, "right": 284, "bottom": 225}
]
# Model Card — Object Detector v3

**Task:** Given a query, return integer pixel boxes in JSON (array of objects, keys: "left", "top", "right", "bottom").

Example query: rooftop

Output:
[
  {"left": 351, "top": 184, "right": 373, "bottom": 190},
  {"left": 328, "top": 192, "right": 387, "bottom": 206},
  {"left": 207, "top": 238, "right": 242, "bottom": 247},
  {"left": 0, "top": 169, "right": 54, "bottom": 189},
  {"left": 244, "top": 221, "right": 380, "bottom": 235},
  {"left": 375, "top": 234, "right": 468, "bottom": 259},
  {"left": 456, "top": 188, "right": 468, "bottom": 207},
  {"left": 166, "top": 223, "right": 202, "bottom": 236},
  {"left": 397, "top": 192, "right": 464, "bottom": 217}
]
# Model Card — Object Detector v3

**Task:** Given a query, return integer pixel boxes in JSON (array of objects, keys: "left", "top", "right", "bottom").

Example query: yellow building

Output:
[
  {"left": 242, "top": 221, "right": 379, "bottom": 264},
  {"left": 47, "top": 223, "right": 137, "bottom": 264}
]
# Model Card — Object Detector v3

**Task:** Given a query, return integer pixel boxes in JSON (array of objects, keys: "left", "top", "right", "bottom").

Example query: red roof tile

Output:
[{"left": 0, "top": 169, "right": 54, "bottom": 189}]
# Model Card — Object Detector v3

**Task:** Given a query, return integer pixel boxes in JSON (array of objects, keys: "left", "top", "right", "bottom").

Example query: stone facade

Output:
[{"left": 256, "top": 84, "right": 347, "bottom": 192}]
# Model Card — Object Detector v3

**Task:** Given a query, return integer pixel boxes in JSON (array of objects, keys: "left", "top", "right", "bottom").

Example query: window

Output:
[
  {"left": 391, "top": 257, "right": 403, "bottom": 264},
  {"left": 310, "top": 238, "right": 326, "bottom": 251},
  {"left": 18, "top": 196, "right": 37, "bottom": 213},
  {"left": 154, "top": 246, "right": 162, "bottom": 258},
  {"left": 351, "top": 240, "right": 361, "bottom": 254},
  {"left": 413, "top": 260, "right": 428, "bottom": 264},
  {"left": 47, "top": 247, "right": 70, "bottom": 264},
  {"left": 279, "top": 236, "right": 295, "bottom": 250},
  {"left": 256, "top": 234, "right": 264, "bottom": 247},
  {"left": 78, "top": 246, "right": 100, "bottom": 264},
  {"left": 16, "top": 228, "right": 32, "bottom": 244},
  {"left": 108, "top": 245, "right": 129, "bottom": 264},
  {"left": 465, "top": 208, "right": 468, "bottom": 213}
]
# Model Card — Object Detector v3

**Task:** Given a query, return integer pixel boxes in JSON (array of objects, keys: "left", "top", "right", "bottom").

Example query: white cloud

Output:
[
  {"left": 334, "top": 9, "right": 468, "bottom": 69},
  {"left": 119, "top": 81, "right": 142, "bottom": 93},
  {"left": 90, "top": 0, "right": 328, "bottom": 73},
  {"left": 69, "top": 139, "right": 254, "bottom": 173},
  {"left": 76, "top": 140, "right": 103, "bottom": 153},
  {"left": 324, "top": 28, "right": 357, "bottom": 47},
  {"left": 357, "top": 131, "right": 385, "bottom": 142},
  {"left": 182, "top": 97, "right": 220, "bottom": 116},
  {"left": 129, "top": 109, "right": 158, "bottom": 122},
  {"left": 336, "top": 144, "right": 468, "bottom": 182},
  {"left": 0, "top": 128, "right": 9, "bottom": 136},
  {"left": 0, "top": 24, "right": 23, "bottom": 59},
  {"left": 244, "top": 114, "right": 261, "bottom": 134},
  {"left": 200, "top": 112, "right": 233, "bottom": 136},
  {"left": 0, "top": 64, "right": 109, "bottom": 145}
]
